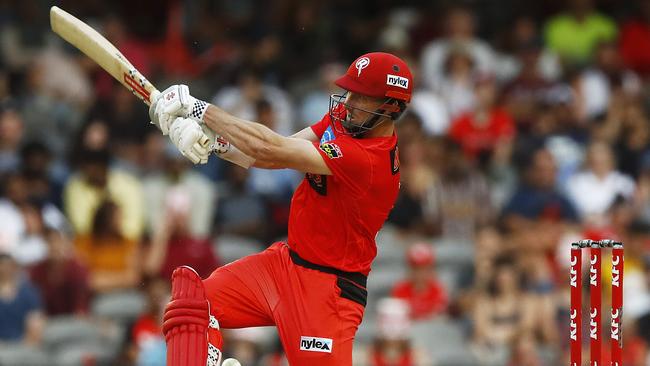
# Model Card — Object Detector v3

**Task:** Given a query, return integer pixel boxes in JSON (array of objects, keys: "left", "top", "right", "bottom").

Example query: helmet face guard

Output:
[{"left": 328, "top": 93, "right": 406, "bottom": 138}]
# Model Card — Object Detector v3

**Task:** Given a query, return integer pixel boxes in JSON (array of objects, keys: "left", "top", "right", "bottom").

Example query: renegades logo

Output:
[{"left": 355, "top": 57, "right": 370, "bottom": 77}]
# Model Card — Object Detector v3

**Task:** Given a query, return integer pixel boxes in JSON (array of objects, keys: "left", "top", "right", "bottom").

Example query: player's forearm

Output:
[{"left": 203, "top": 104, "right": 284, "bottom": 163}]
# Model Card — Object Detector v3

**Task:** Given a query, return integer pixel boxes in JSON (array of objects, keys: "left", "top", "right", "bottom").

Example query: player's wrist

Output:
[{"left": 187, "top": 98, "right": 209, "bottom": 122}]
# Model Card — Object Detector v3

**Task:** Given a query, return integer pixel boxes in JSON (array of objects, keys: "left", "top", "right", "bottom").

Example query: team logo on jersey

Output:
[
  {"left": 355, "top": 57, "right": 370, "bottom": 77},
  {"left": 300, "top": 336, "right": 333, "bottom": 353},
  {"left": 320, "top": 143, "right": 342, "bottom": 159}
]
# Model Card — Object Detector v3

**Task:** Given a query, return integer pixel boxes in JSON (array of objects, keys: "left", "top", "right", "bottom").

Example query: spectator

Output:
[
  {"left": 19, "top": 59, "right": 85, "bottom": 159},
  {"left": 30, "top": 227, "right": 90, "bottom": 316},
  {"left": 566, "top": 141, "right": 636, "bottom": 224},
  {"left": 634, "top": 159, "right": 650, "bottom": 223},
  {"left": 619, "top": 0, "right": 650, "bottom": 77},
  {"left": 432, "top": 45, "right": 478, "bottom": 119},
  {"left": 578, "top": 41, "right": 641, "bottom": 121},
  {"left": 449, "top": 74, "right": 515, "bottom": 162},
  {"left": 501, "top": 148, "right": 578, "bottom": 231},
  {"left": 591, "top": 88, "right": 650, "bottom": 179},
  {"left": 144, "top": 187, "right": 219, "bottom": 280},
  {"left": 506, "top": 332, "right": 544, "bottom": 366},
  {"left": 247, "top": 99, "right": 301, "bottom": 240},
  {"left": 544, "top": 0, "right": 617, "bottom": 65},
  {"left": 498, "top": 16, "right": 561, "bottom": 82},
  {"left": 420, "top": 5, "right": 495, "bottom": 94},
  {"left": 246, "top": 99, "right": 301, "bottom": 201},
  {"left": 455, "top": 226, "right": 506, "bottom": 317},
  {"left": 391, "top": 243, "right": 448, "bottom": 320},
  {"left": 85, "top": 84, "right": 154, "bottom": 173},
  {"left": 214, "top": 164, "right": 268, "bottom": 242},
  {"left": 608, "top": 221, "right": 650, "bottom": 320},
  {"left": 74, "top": 200, "right": 140, "bottom": 292},
  {"left": 19, "top": 141, "right": 65, "bottom": 209},
  {"left": 472, "top": 257, "right": 536, "bottom": 362},
  {"left": 0, "top": 173, "right": 36, "bottom": 260},
  {"left": 212, "top": 70, "right": 294, "bottom": 136},
  {"left": 223, "top": 327, "right": 273, "bottom": 366},
  {"left": 422, "top": 138, "right": 493, "bottom": 240},
  {"left": 299, "top": 62, "right": 346, "bottom": 127},
  {"left": 0, "top": 252, "right": 44, "bottom": 345},
  {"left": 129, "top": 276, "right": 169, "bottom": 366},
  {"left": 409, "top": 81, "right": 452, "bottom": 137},
  {"left": 260, "top": 340, "right": 289, "bottom": 366},
  {"left": 0, "top": 101, "right": 23, "bottom": 174},
  {"left": 64, "top": 148, "right": 144, "bottom": 241},
  {"left": 501, "top": 36, "right": 557, "bottom": 129},
  {"left": 355, "top": 298, "right": 430, "bottom": 366},
  {"left": 387, "top": 130, "right": 433, "bottom": 234},
  {"left": 11, "top": 201, "right": 48, "bottom": 266},
  {"left": 142, "top": 143, "right": 216, "bottom": 238},
  {"left": 630, "top": 256, "right": 650, "bottom": 364}
]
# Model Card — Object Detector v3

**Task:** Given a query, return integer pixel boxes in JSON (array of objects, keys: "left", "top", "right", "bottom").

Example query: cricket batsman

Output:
[{"left": 149, "top": 52, "right": 412, "bottom": 366}]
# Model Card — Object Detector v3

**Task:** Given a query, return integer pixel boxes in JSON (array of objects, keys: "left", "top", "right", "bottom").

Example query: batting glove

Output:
[
  {"left": 168, "top": 117, "right": 212, "bottom": 164},
  {"left": 150, "top": 85, "right": 208, "bottom": 135}
]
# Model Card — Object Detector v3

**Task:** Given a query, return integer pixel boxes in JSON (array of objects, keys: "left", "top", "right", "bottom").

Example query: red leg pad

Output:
[{"left": 163, "top": 266, "right": 209, "bottom": 366}]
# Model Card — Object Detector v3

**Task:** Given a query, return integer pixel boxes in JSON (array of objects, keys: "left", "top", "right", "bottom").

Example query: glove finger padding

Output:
[
  {"left": 156, "top": 102, "right": 176, "bottom": 135},
  {"left": 169, "top": 118, "right": 211, "bottom": 164}
]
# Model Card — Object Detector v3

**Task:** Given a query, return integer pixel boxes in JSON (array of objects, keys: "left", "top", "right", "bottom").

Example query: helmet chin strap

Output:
[
  {"left": 341, "top": 98, "right": 403, "bottom": 138},
  {"left": 341, "top": 113, "right": 385, "bottom": 138}
]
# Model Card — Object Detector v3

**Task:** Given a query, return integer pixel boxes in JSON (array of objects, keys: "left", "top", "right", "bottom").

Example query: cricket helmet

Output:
[{"left": 329, "top": 52, "right": 413, "bottom": 137}]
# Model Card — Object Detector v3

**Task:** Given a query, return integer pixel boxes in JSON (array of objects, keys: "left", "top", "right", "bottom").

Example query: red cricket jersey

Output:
[{"left": 287, "top": 112, "right": 400, "bottom": 275}]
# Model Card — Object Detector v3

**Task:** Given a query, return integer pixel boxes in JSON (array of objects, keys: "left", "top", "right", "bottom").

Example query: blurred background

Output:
[{"left": 0, "top": 0, "right": 649, "bottom": 365}]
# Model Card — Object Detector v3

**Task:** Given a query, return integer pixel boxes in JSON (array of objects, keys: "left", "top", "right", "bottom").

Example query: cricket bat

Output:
[
  {"left": 49, "top": 7, "right": 256, "bottom": 168},
  {"left": 49, "top": 6, "right": 159, "bottom": 105}
]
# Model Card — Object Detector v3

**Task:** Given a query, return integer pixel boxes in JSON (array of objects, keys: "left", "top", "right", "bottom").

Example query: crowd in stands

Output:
[{"left": 1, "top": 0, "right": 650, "bottom": 365}]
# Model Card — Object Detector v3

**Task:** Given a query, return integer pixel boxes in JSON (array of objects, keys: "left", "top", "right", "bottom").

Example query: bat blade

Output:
[{"left": 50, "top": 6, "right": 158, "bottom": 105}]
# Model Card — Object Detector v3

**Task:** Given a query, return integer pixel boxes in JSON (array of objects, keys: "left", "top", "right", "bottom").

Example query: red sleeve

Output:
[
  {"left": 313, "top": 137, "right": 372, "bottom": 194},
  {"left": 309, "top": 112, "right": 331, "bottom": 138}
]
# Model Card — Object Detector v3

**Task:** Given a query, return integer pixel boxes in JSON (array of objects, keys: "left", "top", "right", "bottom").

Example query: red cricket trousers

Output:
[{"left": 203, "top": 242, "right": 366, "bottom": 366}]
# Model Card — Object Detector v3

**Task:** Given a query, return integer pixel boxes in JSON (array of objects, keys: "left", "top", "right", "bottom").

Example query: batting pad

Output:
[{"left": 163, "top": 266, "right": 210, "bottom": 366}]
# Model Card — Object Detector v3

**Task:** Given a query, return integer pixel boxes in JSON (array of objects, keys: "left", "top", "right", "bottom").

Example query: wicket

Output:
[{"left": 570, "top": 239, "right": 624, "bottom": 366}]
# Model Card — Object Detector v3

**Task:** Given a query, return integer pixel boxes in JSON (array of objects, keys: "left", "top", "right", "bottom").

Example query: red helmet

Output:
[
  {"left": 335, "top": 52, "right": 413, "bottom": 103},
  {"left": 329, "top": 52, "right": 412, "bottom": 137}
]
